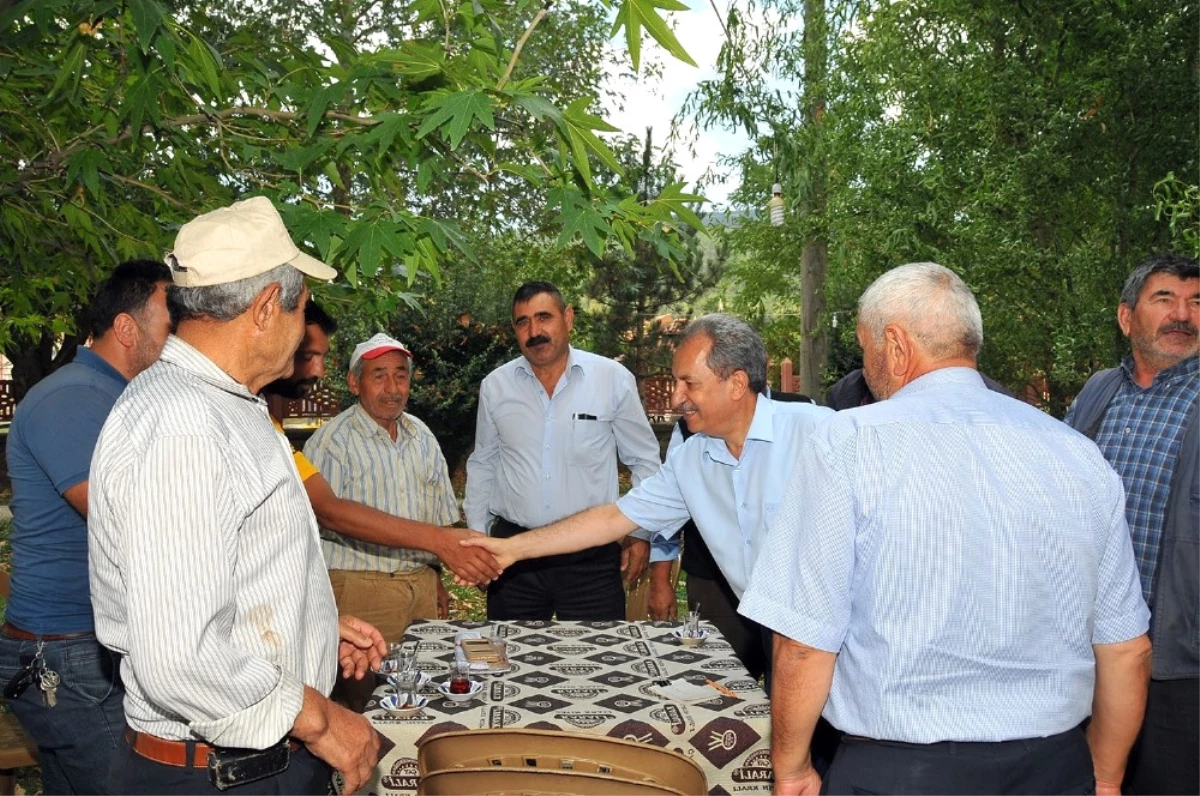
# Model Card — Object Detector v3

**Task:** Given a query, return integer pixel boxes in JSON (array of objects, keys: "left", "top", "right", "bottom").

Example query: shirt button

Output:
[
  {"left": 1125, "top": 428, "right": 1131, "bottom": 434},
  {"left": 545, "top": 444, "right": 551, "bottom": 450},
  {"left": 544, "top": 474, "right": 551, "bottom": 480},
  {"left": 740, "top": 502, "right": 746, "bottom": 509}
]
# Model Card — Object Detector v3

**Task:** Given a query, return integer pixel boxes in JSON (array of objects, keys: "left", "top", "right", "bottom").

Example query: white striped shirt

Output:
[
  {"left": 88, "top": 335, "right": 339, "bottom": 749},
  {"left": 304, "top": 404, "right": 458, "bottom": 572},
  {"left": 740, "top": 368, "right": 1149, "bottom": 743}
]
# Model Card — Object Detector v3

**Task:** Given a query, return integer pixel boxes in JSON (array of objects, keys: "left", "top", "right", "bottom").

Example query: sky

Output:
[{"left": 602, "top": 0, "right": 755, "bottom": 210}]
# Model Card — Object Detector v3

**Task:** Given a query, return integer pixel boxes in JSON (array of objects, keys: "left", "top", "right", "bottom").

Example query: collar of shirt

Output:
[
  {"left": 159, "top": 335, "right": 264, "bottom": 405},
  {"left": 514, "top": 346, "right": 584, "bottom": 386},
  {"left": 349, "top": 402, "right": 415, "bottom": 442},
  {"left": 1119, "top": 354, "right": 1199, "bottom": 389},
  {"left": 700, "top": 394, "right": 778, "bottom": 466},
  {"left": 890, "top": 366, "right": 986, "bottom": 400},
  {"left": 73, "top": 345, "right": 128, "bottom": 387}
]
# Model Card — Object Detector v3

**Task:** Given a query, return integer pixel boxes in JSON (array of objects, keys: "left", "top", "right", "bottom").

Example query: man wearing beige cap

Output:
[
  {"left": 87, "top": 197, "right": 385, "bottom": 794},
  {"left": 305, "top": 334, "right": 459, "bottom": 656}
]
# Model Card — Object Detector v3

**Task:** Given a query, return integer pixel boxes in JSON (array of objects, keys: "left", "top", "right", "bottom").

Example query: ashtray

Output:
[
  {"left": 379, "top": 692, "right": 428, "bottom": 717},
  {"left": 671, "top": 627, "right": 709, "bottom": 647},
  {"left": 436, "top": 679, "right": 483, "bottom": 703}
]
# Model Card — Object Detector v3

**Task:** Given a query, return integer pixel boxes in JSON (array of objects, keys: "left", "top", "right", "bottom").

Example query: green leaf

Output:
[
  {"left": 415, "top": 90, "right": 496, "bottom": 149},
  {"left": 47, "top": 42, "right": 85, "bottom": 102},
  {"left": 306, "top": 85, "right": 332, "bottom": 139},
  {"left": 645, "top": 182, "right": 707, "bottom": 231},
  {"left": 66, "top": 148, "right": 108, "bottom": 197},
  {"left": 367, "top": 42, "right": 445, "bottom": 81},
  {"left": 560, "top": 97, "right": 623, "bottom": 183},
  {"left": 184, "top": 31, "right": 222, "bottom": 97},
  {"left": 127, "top": 0, "right": 166, "bottom": 54},
  {"left": 343, "top": 220, "right": 400, "bottom": 279},
  {"left": 554, "top": 191, "right": 610, "bottom": 256},
  {"left": 611, "top": 0, "right": 696, "bottom": 72}
]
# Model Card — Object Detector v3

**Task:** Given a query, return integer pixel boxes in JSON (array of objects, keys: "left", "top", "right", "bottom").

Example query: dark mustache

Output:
[
  {"left": 1159, "top": 321, "right": 1198, "bottom": 336},
  {"left": 526, "top": 335, "right": 551, "bottom": 347},
  {"left": 674, "top": 403, "right": 698, "bottom": 414}
]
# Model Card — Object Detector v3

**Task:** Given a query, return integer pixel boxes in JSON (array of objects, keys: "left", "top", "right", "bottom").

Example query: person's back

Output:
[{"left": 817, "top": 370, "right": 1140, "bottom": 739}]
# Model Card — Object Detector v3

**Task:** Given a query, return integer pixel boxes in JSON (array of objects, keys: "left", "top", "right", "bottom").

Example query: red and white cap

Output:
[{"left": 349, "top": 333, "right": 413, "bottom": 372}]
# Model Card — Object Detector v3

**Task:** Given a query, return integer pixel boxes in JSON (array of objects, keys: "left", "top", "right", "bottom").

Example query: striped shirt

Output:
[
  {"left": 740, "top": 368, "right": 1149, "bottom": 743},
  {"left": 304, "top": 404, "right": 458, "bottom": 572},
  {"left": 1066, "top": 356, "right": 1199, "bottom": 606},
  {"left": 463, "top": 347, "right": 661, "bottom": 533},
  {"left": 88, "top": 335, "right": 339, "bottom": 749}
]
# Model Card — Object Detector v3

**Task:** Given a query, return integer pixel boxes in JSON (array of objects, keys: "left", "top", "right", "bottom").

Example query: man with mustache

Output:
[
  {"left": 464, "top": 281, "right": 663, "bottom": 620},
  {"left": 302, "top": 334, "right": 463, "bottom": 704},
  {"left": 1065, "top": 253, "right": 1199, "bottom": 795},
  {"left": 461, "top": 313, "right": 833, "bottom": 683}
]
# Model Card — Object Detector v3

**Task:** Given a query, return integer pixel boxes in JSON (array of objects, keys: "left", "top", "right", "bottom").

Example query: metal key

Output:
[{"left": 39, "top": 669, "right": 60, "bottom": 708}]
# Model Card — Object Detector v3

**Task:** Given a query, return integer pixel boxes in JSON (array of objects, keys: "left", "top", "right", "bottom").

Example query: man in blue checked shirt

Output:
[
  {"left": 739, "top": 262, "right": 1152, "bottom": 796},
  {"left": 1065, "top": 253, "right": 1198, "bottom": 796}
]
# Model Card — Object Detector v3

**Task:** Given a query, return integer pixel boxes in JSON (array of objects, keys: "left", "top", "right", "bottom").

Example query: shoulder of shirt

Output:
[
  {"left": 104, "top": 359, "right": 237, "bottom": 441},
  {"left": 306, "top": 405, "right": 358, "bottom": 446},
  {"left": 14, "top": 360, "right": 117, "bottom": 416},
  {"left": 569, "top": 348, "right": 630, "bottom": 375},
  {"left": 401, "top": 412, "right": 438, "bottom": 440}
]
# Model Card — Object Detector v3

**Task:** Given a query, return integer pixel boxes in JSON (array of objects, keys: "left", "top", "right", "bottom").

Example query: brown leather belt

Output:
[
  {"left": 125, "top": 729, "right": 300, "bottom": 769},
  {"left": 1, "top": 622, "right": 95, "bottom": 642}
]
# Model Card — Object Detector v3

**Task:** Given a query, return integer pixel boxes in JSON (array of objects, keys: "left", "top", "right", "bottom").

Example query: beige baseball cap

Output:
[
  {"left": 349, "top": 333, "right": 413, "bottom": 372},
  {"left": 166, "top": 196, "right": 337, "bottom": 287}
]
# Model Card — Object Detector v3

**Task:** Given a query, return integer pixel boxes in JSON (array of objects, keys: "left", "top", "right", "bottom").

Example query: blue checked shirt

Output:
[
  {"left": 1065, "top": 356, "right": 1199, "bottom": 607},
  {"left": 740, "top": 368, "right": 1149, "bottom": 743}
]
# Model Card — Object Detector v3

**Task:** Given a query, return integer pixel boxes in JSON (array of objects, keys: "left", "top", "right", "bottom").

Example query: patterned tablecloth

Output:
[{"left": 361, "top": 619, "right": 774, "bottom": 795}]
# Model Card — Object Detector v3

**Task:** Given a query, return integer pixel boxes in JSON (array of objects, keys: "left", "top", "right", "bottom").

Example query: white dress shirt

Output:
[
  {"left": 464, "top": 347, "right": 661, "bottom": 533},
  {"left": 88, "top": 335, "right": 339, "bottom": 749}
]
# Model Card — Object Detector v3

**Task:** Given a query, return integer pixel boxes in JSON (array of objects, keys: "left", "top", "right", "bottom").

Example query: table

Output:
[{"left": 362, "top": 620, "right": 774, "bottom": 795}]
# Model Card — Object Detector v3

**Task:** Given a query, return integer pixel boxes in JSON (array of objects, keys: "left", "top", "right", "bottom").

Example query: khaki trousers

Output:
[{"left": 328, "top": 567, "right": 438, "bottom": 711}]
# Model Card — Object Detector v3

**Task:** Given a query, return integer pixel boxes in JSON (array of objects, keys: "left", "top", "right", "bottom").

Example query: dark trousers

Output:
[
  {"left": 107, "top": 741, "right": 332, "bottom": 795},
  {"left": 687, "top": 574, "right": 767, "bottom": 680},
  {"left": 486, "top": 518, "right": 625, "bottom": 620},
  {"left": 0, "top": 634, "right": 126, "bottom": 795},
  {"left": 1124, "top": 677, "right": 1199, "bottom": 795},
  {"left": 822, "top": 724, "right": 1094, "bottom": 795}
]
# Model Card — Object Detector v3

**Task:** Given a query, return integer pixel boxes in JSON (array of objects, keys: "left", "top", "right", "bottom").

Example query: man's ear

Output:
[
  {"left": 729, "top": 368, "right": 750, "bottom": 400},
  {"left": 109, "top": 313, "right": 139, "bottom": 349},
  {"left": 883, "top": 324, "right": 911, "bottom": 377},
  {"left": 563, "top": 305, "right": 575, "bottom": 331},
  {"left": 347, "top": 370, "right": 361, "bottom": 397},
  {"left": 250, "top": 283, "right": 283, "bottom": 332},
  {"left": 1117, "top": 302, "right": 1133, "bottom": 338}
]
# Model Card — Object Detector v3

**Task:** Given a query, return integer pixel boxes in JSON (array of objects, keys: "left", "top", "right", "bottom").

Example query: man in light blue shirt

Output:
[
  {"left": 462, "top": 313, "right": 832, "bottom": 680},
  {"left": 464, "top": 281, "right": 662, "bottom": 620},
  {"left": 739, "top": 262, "right": 1152, "bottom": 795}
]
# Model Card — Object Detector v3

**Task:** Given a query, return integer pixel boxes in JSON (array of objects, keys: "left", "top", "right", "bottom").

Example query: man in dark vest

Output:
[{"left": 1065, "top": 253, "right": 1198, "bottom": 796}]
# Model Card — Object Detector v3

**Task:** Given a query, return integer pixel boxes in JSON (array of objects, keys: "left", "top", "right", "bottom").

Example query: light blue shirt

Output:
[
  {"left": 464, "top": 347, "right": 661, "bottom": 535},
  {"left": 740, "top": 367, "right": 1150, "bottom": 744},
  {"left": 617, "top": 396, "right": 833, "bottom": 598}
]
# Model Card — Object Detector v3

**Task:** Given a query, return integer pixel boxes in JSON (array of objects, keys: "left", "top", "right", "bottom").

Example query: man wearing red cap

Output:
[{"left": 304, "top": 333, "right": 459, "bottom": 651}]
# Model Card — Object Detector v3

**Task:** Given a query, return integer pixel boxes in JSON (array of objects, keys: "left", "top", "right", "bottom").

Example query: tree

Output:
[
  {"left": 0, "top": 0, "right": 703, "bottom": 400},
  {"left": 581, "top": 129, "right": 725, "bottom": 383},
  {"left": 688, "top": 0, "right": 1196, "bottom": 409}
]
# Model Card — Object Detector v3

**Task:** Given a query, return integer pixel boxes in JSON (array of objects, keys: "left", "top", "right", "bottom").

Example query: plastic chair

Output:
[{"left": 417, "top": 728, "right": 707, "bottom": 795}]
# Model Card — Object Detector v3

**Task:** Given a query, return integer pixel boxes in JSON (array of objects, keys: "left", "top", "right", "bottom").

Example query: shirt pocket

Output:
[{"left": 568, "top": 415, "right": 614, "bottom": 466}]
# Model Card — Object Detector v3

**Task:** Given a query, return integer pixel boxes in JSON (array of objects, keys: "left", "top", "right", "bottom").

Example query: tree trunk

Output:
[{"left": 798, "top": 0, "right": 829, "bottom": 400}]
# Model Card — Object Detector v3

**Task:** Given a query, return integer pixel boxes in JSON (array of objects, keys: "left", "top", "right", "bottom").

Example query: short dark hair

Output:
[
  {"left": 305, "top": 299, "right": 338, "bottom": 335},
  {"left": 1120, "top": 254, "right": 1199, "bottom": 308},
  {"left": 88, "top": 259, "right": 171, "bottom": 339},
  {"left": 512, "top": 281, "right": 567, "bottom": 312}
]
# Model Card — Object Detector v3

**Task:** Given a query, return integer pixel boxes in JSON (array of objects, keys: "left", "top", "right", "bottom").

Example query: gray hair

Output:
[
  {"left": 1119, "top": 254, "right": 1199, "bottom": 308},
  {"left": 858, "top": 262, "right": 983, "bottom": 360},
  {"left": 167, "top": 263, "right": 306, "bottom": 324},
  {"left": 679, "top": 313, "right": 768, "bottom": 394}
]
